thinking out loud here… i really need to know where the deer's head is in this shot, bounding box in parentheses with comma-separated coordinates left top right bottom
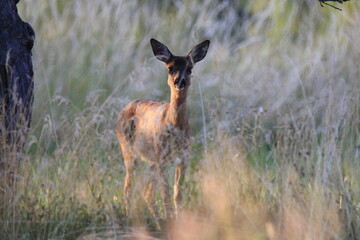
(150, 38, 210, 92)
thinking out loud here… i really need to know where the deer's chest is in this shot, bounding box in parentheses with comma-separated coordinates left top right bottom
(134, 122, 188, 163)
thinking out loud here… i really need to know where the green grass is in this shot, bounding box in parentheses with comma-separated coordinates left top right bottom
(1, 0, 359, 239)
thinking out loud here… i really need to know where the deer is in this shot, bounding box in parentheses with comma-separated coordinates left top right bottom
(116, 38, 210, 223)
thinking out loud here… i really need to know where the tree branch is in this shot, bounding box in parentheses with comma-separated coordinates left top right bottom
(319, 0, 350, 11)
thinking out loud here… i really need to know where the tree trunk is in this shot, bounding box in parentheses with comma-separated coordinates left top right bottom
(0, 0, 35, 203)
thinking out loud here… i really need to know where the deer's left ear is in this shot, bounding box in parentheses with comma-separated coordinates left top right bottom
(188, 40, 210, 64)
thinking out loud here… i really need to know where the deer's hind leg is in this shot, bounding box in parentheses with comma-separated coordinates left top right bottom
(117, 108, 137, 216)
(121, 144, 136, 216)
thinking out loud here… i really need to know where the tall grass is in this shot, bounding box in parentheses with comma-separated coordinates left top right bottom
(1, 0, 359, 239)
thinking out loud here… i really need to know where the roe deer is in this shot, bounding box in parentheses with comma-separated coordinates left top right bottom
(116, 38, 210, 221)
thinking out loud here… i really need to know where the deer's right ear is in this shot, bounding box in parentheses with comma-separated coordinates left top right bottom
(150, 38, 172, 63)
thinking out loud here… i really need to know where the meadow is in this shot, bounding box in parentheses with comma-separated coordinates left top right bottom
(1, 0, 360, 239)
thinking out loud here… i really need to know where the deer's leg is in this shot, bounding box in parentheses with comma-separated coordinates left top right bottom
(174, 160, 186, 216)
(157, 163, 172, 219)
(123, 150, 135, 216)
(143, 164, 158, 219)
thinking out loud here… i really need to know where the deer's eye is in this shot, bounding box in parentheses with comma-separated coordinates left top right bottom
(186, 68, 192, 75)
(168, 67, 174, 74)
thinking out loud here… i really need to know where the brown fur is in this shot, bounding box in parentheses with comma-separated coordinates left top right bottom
(116, 39, 209, 224)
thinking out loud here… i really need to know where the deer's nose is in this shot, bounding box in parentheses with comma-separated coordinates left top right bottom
(175, 77, 186, 90)
(175, 77, 184, 84)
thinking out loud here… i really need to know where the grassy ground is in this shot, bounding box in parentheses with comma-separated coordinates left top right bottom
(1, 0, 360, 239)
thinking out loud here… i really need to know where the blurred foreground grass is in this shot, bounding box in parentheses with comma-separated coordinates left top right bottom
(1, 0, 360, 239)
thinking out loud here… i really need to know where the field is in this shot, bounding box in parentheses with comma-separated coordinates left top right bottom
(2, 0, 360, 239)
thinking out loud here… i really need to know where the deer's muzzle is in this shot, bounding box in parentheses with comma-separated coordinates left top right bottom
(174, 78, 186, 90)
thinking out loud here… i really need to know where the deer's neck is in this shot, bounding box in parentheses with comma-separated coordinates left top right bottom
(166, 89, 188, 129)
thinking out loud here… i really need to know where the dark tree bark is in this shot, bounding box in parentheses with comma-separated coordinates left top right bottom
(0, 0, 35, 200)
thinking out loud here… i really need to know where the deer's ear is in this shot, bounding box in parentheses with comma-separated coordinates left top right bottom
(188, 40, 210, 64)
(150, 38, 173, 63)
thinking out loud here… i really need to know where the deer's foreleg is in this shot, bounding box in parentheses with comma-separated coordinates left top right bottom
(173, 160, 186, 216)
(173, 138, 189, 216)
(143, 163, 161, 228)
(157, 163, 173, 219)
